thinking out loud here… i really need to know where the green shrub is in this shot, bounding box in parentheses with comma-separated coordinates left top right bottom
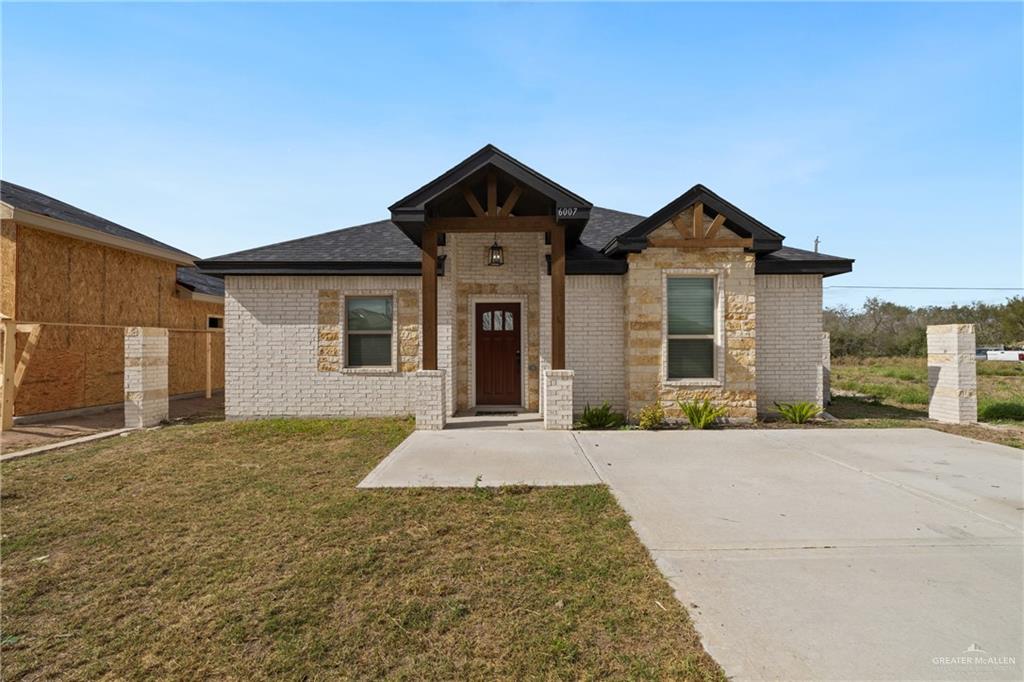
(576, 402, 625, 430)
(979, 401, 1024, 422)
(675, 398, 728, 430)
(636, 401, 665, 430)
(774, 401, 823, 424)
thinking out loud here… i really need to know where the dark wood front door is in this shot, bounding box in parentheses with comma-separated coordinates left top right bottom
(475, 302, 521, 405)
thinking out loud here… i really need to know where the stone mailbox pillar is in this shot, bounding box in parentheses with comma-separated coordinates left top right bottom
(927, 324, 977, 424)
(124, 327, 169, 428)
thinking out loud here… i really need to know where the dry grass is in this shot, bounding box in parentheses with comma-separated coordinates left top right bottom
(832, 356, 1024, 423)
(1, 418, 723, 680)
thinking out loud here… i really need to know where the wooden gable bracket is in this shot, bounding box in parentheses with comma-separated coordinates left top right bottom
(461, 186, 485, 218)
(486, 170, 498, 216)
(500, 185, 522, 216)
(651, 202, 752, 248)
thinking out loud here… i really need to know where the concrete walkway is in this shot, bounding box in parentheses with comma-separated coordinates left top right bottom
(358, 430, 600, 487)
(574, 428, 1024, 681)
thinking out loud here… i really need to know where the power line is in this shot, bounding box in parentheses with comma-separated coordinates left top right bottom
(824, 286, 1024, 291)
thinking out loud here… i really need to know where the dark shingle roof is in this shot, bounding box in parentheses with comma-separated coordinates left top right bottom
(755, 246, 854, 277)
(197, 203, 851, 278)
(202, 207, 645, 268)
(176, 266, 225, 297)
(1, 180, 195, 261)
(208, 219, 419, 263)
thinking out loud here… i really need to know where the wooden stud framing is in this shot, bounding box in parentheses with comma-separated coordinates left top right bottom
(1, 318, 15, 431)
(461, 187, 485, 218)
(421, 227, 438, 370)
(500, 185, 522, 216)
(12, 324, 40, 401)
(205, 332, 213, 399)
(551, 227, 566, 370)
(692, 202, 704, 239)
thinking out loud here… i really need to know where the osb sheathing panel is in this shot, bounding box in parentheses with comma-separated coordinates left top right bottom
(12, 224, 225, 416)
(1, 220, 16, 317)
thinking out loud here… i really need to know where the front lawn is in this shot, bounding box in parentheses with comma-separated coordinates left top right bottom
(1, 418, 722, 680)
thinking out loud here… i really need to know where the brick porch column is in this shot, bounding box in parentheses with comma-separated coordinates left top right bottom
(415, 369, 447, 430)
(124, 327, 169, 428)
(543, 369, 574, 430)
(927, 324, 977, 424)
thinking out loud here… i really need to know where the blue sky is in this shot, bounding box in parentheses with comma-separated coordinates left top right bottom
(2, 2, 1021, 309)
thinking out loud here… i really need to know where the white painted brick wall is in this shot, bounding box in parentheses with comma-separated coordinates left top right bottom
(225, 276, 424, 419)
(755, 274, 824, 413)
(540, 275, 625, 414)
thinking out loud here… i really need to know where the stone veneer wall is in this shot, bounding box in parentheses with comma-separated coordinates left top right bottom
(224, 275, 424, 418)
(623, 210, 757, 419)
(540, 275, 626, 413)
(450, 231, 542, 410)
(927, 324, 977, 424)
(754, 274, 824, 413)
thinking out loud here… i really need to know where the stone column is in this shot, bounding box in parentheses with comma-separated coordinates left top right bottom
(543, 369, 574, 430)
(927, 324, 977, 424)
(414, 369, 447, 430)
(821, 332, 831, 406)
(124, 327, 169, 428)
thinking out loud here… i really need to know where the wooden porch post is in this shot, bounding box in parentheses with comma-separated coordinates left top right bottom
(422, 227, 438, 370)
(551, 227, 566, 370)
(1, 318, 16, 431)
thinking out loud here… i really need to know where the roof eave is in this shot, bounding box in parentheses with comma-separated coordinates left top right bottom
(755, 259, 854, 277)
(195, 257, 447, 278)
(4, 203, 197, 265)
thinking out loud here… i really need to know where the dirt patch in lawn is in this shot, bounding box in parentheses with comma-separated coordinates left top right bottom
(1, 418, 723, 680)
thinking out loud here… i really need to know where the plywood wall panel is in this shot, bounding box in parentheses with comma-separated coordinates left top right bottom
(12, 224, 224, 416)
(1, 220, 16, 318)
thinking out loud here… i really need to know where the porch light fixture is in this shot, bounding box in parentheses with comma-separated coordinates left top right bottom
(488, 236, 504, 266)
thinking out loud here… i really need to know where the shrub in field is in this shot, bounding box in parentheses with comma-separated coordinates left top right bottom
(979, 401, 1024, 422)
(576, 402, 625, 430)
(774, 401, 823, 424)
(636, 401, 665, 430)
(676, 398, 728, 430)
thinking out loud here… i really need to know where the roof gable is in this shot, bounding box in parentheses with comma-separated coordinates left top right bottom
(389, 144, 593, 246)
(1, 180, 196, 263)
(603, 184, 785, 254)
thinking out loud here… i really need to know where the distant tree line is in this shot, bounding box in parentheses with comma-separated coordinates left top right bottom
(824, 297, 1024, 357)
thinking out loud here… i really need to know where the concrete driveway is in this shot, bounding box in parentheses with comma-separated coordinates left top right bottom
(574, 428, 1023, 681)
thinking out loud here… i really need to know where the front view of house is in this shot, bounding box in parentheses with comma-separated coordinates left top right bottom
(197, 145, 853, 429)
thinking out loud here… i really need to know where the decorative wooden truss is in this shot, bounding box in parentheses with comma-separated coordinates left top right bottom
(648, 201, 753, 249)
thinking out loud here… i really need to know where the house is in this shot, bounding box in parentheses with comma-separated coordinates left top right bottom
(0, 181, 225, 421)
(196, 145, 853, 429)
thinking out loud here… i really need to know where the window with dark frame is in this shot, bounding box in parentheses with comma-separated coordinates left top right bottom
(207, 316, 223, 329)
(666, 277, 715, 379)
(345, 297, 393, 367)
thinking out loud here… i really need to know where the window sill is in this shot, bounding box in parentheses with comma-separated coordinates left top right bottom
(663, 378, 723, 389)
(341, 366, 399, 375)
